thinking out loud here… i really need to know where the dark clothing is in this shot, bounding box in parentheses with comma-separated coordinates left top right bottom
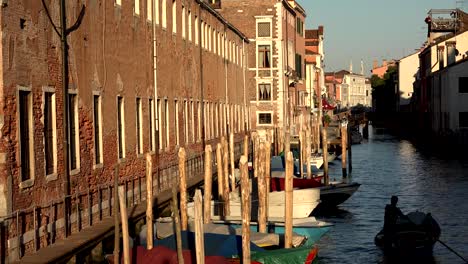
(383, 204, 404, 249)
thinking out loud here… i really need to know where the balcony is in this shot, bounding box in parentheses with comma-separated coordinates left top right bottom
(426, 9, 459, 33)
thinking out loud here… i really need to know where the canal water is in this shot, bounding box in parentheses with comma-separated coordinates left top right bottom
(315, 127, 468, 263)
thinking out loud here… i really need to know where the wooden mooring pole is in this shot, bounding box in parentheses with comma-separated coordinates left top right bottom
(258, 142, 267, 233)
(204, 145, 213, 223)
(306, 128, 312, 179)
(216, 143, 224, 216)
(348, 125, 353, 174)
(322, 128, 329, 185)
(240, 155, 251, 263)
(223, 138, 230, 216)
(172, 188, 184, 264)
(341, 124, 348, 178)
(230, 132, 235, 191)
(284, 151, 294, 248)
(146, 154, 154, 250)
(113, 165, 120, 264)
(194, 190, 205, 264)
(118, 186, 130, 264)
(178, 148, 188, 230)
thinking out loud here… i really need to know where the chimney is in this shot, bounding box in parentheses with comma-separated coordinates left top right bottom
(373, 60, 378, 69)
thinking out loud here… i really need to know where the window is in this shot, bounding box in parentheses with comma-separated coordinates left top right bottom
(172, 0, 176, 33)
(459, 77, 468, 93)
(93, 94, 103, 165)
(188, 11, 192, 42)
(69, 93, 80, 170)
(155, 0, 159, 24)
(162, 0, 167, 28)
(204, 23, 208, 49)
(447, 43, 456, 65)
(184, 100, 188, 143)
(201, 21, 204, 48)
(158, 99, 163, 150)
(295, 54, 302, 78)
(257, 22, 271, 37)
(296, 17, 303, 36)
(115, 0, 121, 6)
(175, 100, 179, 145)
(182, 6, 186, 39)
(258, 113, 272, 125)
(258, 45, 271, 68)
(217, 32, 221, 56)
(213, 28, 216, 53)
(44, 91, 57, 175)
(197, 101, 201, 141)
(117, 96, 125, 159)
(208, 25, 212, 51)
(136, 98, 143, 154)
(149, 99, 156, 152)
(190, 100, 195, 142)
(165, 99, 170, 148)
(258, 83, 272, 101)
(147, 0, 151, 20)
(18, 90, 34, 182)
(438, 46, 445, 70)
(195, 16, 199, 45)
(135, 0, 140, 15)
(460, 112, 468, 128)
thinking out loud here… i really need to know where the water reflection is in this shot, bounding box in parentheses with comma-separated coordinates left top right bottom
(315, 126, 468, 263)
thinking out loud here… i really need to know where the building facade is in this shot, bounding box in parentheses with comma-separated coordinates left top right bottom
(214, 0, 307, 133)
(327, 70, 371, 107)
(397, 51, 420, 109)
(305, 26, 325, 110)
(0, 0, 249, 260)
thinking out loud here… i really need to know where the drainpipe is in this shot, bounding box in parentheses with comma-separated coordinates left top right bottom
(152, 0, 160, 183)
(59, 0, 71, 238)
(199, 4, 205, 150)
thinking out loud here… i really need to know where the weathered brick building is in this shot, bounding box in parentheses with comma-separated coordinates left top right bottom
(0, 0, 249, 260)
(212, 0, 307, 134)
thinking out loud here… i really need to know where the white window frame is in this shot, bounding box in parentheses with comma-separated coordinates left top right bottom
(115, 0, 122, 6)
(136, 97, 144, 155)
(172, 0, 177, 34)
(175, 99, 179, 146)
(190, 99, 195, 143)
(155, 0, 160, 24)
(255, 16, 273, 39)
(162, 0, 167, 28)
(43, 87, 58, 180)
(135, 0, 140, 15)
(149, 98, 156, 153)
(197, 100, 201, 142)
(147, 0, 152, 21)
(117, 95, 126, 161)
(93, 91, 104, 168)
(157, 98, 163, 151)
(17, 86, 35, 188)
(257, 111, 273, 126)
(257, 81, 273, 102)
(165, 98, 170, 149)
(195, 16, 199, 45)
(184, 99, 188, 143)
(182, 6, 186, 39)
(69, 90, 81, 173)
(188, 11, 192, 42)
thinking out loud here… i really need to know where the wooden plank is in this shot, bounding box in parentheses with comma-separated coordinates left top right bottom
(284, 151, 293, 248)
(257, 142, 267, 233)
(179, 148, 188, 231)
(146, 154, 154, 250)
(118, 186, 130, 264)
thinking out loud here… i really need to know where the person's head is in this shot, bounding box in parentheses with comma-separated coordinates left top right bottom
(391, 196, 398, 205)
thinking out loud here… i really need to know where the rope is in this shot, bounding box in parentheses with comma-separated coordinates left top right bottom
(438, 239, 468, 263)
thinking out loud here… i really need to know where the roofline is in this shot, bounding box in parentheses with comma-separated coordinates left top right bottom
(282, 0, 297, 17)
(197, 0, 250, 43)
(294, 2, 307, 17)
(430, 56, 468, 75)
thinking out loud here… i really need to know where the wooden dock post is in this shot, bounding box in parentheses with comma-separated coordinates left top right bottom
(178, 148, 188, 231)
(348, 125, 353, 174)
(306, 128, 312, 179)
(146, 154, 154, 250)
(194, 189, 205, 264)
(243, 134, 249, 158)
(252, 133, 258, 178)
(322, 128, 329, 185)
(172, 188, 184, 264)
(204, 145, 213, 223)
(258, 142, 267, 233)
(216, 143, 224, 216)
(265, 132, 271, 208)
(284, 151, 294, 248)
(118, 186, 130, 264)
(239, 155, 251, 264)
(285, 131, 290, 154)
(230, 132, 235, 191)
(222, 138, 231, 216)
(113, 165, 120, 264)
(341, 124, 348, 178)
(299, 131, 304, 178)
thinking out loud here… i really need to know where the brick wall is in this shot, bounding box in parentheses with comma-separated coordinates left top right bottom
(0, 0, 249, 260)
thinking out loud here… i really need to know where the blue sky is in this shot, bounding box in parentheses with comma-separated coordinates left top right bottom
(297, 0, 468, 75)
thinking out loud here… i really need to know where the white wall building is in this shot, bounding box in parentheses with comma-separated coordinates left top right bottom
(397, 51, 420, 108)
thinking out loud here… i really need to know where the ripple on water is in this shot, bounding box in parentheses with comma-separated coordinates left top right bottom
(315, 131, 468, 264)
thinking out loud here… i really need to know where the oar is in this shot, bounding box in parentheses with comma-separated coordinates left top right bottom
(438, 239, 468, 263)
